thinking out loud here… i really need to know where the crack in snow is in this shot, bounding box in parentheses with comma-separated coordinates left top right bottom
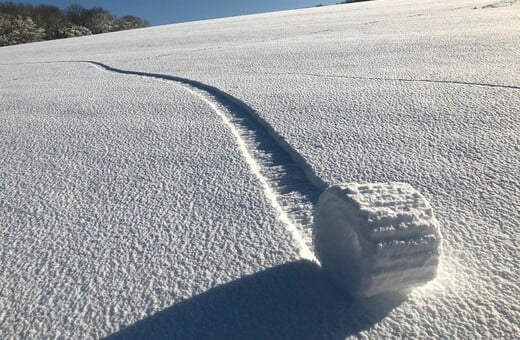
(260, 71, 520, 90)
(3, 61, 518, 90)
(482, 0, 519, 8)
(86, 61, 321, 262)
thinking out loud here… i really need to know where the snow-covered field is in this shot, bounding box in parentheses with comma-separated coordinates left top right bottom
(1, 0, 519, 338)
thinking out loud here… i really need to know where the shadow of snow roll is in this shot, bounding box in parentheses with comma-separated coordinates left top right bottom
(107, 260, 405, 340)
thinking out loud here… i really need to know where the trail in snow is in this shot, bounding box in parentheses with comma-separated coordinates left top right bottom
(86, 61, 323, 261)
(4, 61, 518, 90)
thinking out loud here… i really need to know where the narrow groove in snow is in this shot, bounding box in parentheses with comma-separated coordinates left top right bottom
(86, 61, 321, 261)
(6, 61, 519, 90)
(261, 71, 520, 90)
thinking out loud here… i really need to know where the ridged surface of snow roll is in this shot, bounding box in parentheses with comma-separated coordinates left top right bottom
(314, 182, 441, 297)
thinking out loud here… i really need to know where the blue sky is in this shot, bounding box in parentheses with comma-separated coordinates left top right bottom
(10, 0, 338, 26)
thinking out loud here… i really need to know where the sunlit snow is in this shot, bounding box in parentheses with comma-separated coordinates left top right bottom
(0, 0, 518, 338)
(314, 182, 442, 297)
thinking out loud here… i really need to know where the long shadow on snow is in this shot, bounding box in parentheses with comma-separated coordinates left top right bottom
(107, 260, 405, 339)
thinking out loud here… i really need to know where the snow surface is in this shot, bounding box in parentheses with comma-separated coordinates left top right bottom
(1, 0, 519, 338)
(314, 183, 441, 297)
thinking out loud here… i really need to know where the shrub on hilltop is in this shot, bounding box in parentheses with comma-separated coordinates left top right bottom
(0, 12, 45, 46)
(0, 2, 149, 46)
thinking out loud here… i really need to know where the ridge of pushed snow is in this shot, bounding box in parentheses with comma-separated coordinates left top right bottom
(88, 61, 323, 260)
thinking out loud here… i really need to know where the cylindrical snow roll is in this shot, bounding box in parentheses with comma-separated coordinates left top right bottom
(313, 182, 441, 297)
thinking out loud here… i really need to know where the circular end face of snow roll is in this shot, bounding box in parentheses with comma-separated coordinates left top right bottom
(313, 182, 442, 297)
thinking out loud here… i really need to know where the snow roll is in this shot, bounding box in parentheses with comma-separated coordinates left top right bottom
(313, 182, 442, 297)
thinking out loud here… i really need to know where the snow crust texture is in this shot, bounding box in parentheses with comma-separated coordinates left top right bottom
(0, 0, 519, 338)
(314, 183, 441, 297)
(0, 63, 302, 338)
(89, 60, 323, 260)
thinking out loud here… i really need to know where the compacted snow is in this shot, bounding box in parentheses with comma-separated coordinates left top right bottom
(314, 182, 442, 298)
(1, 0, 519, 338)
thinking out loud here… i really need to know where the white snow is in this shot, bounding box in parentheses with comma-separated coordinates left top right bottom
(314, 183, 441, 297)
(1, 0, 519, 338)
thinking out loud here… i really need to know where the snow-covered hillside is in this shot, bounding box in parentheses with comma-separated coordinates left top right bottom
(1, 0, 518, 338)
